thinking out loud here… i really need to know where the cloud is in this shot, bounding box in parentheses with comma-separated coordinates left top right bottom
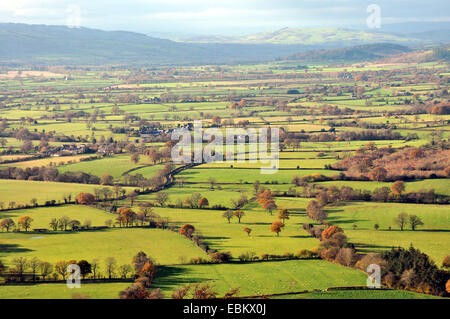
(149, 8, 274, 21)
(0, 0, 59, 16)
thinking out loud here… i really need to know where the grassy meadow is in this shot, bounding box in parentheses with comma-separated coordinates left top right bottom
(0, 228, 208, 268)
(0, 180, 133, 206)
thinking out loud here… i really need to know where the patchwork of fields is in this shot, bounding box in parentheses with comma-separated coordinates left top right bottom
(0, 57, 449, 300)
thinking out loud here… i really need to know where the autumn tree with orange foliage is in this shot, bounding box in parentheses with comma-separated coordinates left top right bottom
(77, 192, 96, 205)
(270, 220, 284, 236)
(179, 224, 195, 237)
(243, 227, 252, 237)
(322, 225, 344, 240)
(445, 167, 450, 178)
(443, 255, 450, 269)
(391, 180, 405, 195)
(234, 210, 245, 223)
(18, 216, 33, 231)
(117, 207, 137, 227)
(257, 190, 273, 205)
(198, 197, 209, 208)
(140, 260, 157, 279)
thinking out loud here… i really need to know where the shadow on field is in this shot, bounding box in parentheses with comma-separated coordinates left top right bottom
(289, 209, 306, 215)
(0, 212, 18, 219)
(418, 229, 450, 232)
(201, 236, 230, 247)
(153, 265, 210, 289)
(353, 243, 397, 253)
(326, 216, 367, 225)
(0, 243, 34, 254)
(287, 235, 312, 239)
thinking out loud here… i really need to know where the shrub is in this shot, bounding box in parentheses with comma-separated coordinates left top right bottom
(322, 225, 343, 240)
(190, 257, 209, 264)
(209, 251, 232, 263)
(355, 253, 386, 272)
(295, 249, 317, 259)
(443, 255, 450, 269)
(321, 247, 339, 261)
(238, 251, 256, 262)
(77, 193, 95, 205)
(283, 252, 294, 259)
(335, 248, 357, 267)
(383, 272, 397, 288)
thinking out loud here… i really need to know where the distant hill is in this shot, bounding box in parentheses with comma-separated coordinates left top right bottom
(0, 23, 350, 65)
(0, 23, 212, 65)
(0, 23, 444, 66)
(375, 22, 450, 34)
(177, 27, 420, 45)
(284, 43, 412, 63)
(405, 30, 450, 43)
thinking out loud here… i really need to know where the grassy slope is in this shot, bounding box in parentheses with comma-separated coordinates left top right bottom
(276, 289, 441, 299)
(153, 201, 319, 257)
(318, 179, 450, 196)
(0, 205, 112, 229)
(178, 168, 337, 184)
(57, 154, 157, 179)
(153, 260, 367, 296)
(0, 179, 133, 206)
(326, 201, 450, 263)
(0, 228, 208, 267)
(0, 282, 130, 299)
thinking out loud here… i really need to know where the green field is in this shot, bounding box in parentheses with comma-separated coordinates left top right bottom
(0, 154, 93, 169)
(318, 179, 450, 196)
(152, 199, 319, 257)
(152, 260, 368, 297)
(58, 154, 161, 179)
(0, 179, 133, 206)
(0, 205, 113, 229)
(178, 167, 337, 184)
(278, 289, 441, 299)
(0, 228, 208, 268)
(0, 282, 131, 299)
(199, 158, 338, 169)
(0, 260, 367, 299)
(326, 201, 450, 263)
(136, 185, 250, 208)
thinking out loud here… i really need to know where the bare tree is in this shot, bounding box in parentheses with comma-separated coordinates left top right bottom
(105, 257, 117, 279)
(394, 212, 408, 231)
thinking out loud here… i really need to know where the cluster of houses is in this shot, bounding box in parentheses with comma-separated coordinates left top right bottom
(139, 123, 193, 141)
(141, 96, 161, 103)
(45, 144, 91, 156)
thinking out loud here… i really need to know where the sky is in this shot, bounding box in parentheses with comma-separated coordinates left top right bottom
(0, 0, 449, 37)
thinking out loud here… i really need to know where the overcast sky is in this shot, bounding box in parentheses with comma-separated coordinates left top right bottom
(0, 0, 449, 37)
